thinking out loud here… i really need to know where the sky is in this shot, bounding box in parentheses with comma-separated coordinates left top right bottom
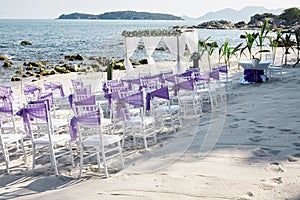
(0, 0, 299, 19)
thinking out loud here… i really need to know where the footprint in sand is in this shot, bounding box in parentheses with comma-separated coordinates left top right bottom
(279, 128, 292, 133)
(249, 136, 263, 143)
(269, 150, 281, 156)
(253, 130, 263, 134)
(270, 177, 283, 184)
(289, 131, 299, 135)
(248, 119, 258, 124)
(287, 156, 298, 162)
(252, 148, 268, 157)
(292, 142, 300, 147)
(267, 162, 284, 173)
(229, 124, 239, 128)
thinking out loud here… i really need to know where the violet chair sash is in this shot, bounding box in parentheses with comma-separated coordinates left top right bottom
(44, 82, 65, 98)
(164, 74, 177, 83)
(115, 91, 144, 121)
(179, 70, 193, 77)
(69, 109, 101, 142)
(39, 92, 54, 105)
(68, 94, 74, 109)
(146, 86, 169, 111)
(16, 103, 48, 135)
(215, 65, 228, 73)
(118, 91, 144, 107)
(209, 70, 220, 80)
(29, 98, 51, 111)
(23, 84, 41, 95)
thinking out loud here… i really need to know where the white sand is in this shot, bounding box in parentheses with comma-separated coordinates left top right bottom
(1, 48, 300, 200)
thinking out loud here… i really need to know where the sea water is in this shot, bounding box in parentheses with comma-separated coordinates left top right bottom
(0, 19, 252, 81)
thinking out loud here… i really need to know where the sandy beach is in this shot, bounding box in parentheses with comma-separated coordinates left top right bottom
(1, 48, 300, 200)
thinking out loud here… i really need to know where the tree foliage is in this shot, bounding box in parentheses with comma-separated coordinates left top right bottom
(279, 7, 300, 25)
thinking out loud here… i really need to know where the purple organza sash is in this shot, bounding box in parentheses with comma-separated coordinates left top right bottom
(179, 71, 193, 77)
(209, 70, 220, 80)
(173, 79, 194, 96)
(118, 91, 143, 107)
(29, 98, 51, 111)
(164, 74, 177, 83)
(104, 86, 128, 109)
(193, 74, 210, 83)
(16, 103, 48, 135)
(216, 65, 228, 73)
(44, 82, 65, 98)
(39, 92, 54, 105)
(114, 91, 144, 120)
(23, 84, 41, 95)
(146, 86, 169, 110)
(69, 109, 101, 142)
(68, 94, 74, 109)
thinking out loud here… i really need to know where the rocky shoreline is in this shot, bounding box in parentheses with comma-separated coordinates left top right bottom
(1, 12, 299, 83)
(178, 13, 300, 32)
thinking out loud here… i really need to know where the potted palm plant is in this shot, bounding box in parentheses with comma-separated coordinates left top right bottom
(293, 28, 300, 67)
(280, 32, 295, 65)
(240, 32, 259, 60)
(267, 30, 281, 56)
(219, 38, 243, 69)
(256, 18, 272, 60)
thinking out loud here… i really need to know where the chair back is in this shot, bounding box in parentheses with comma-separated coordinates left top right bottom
(23, 84, 41, 102)
(18, 102, 52, 141)
(265, 53, 275, 65)
(70, 105, 102, 142)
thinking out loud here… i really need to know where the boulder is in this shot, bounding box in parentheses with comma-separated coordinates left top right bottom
(139, 59, 148, 65)
(197, 20, 235, 29)
(235, 21, 247, 29)
(11, 76, 21, 81)
(65, 54, 84, 61)
(3, 61, 13, 68)
(26, 65, 34, 70)
(21, 40, 32, 45)
(0, 55, 8, 60)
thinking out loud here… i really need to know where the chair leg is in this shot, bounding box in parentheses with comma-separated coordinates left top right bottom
(69, 141, 74, 167)
(21, 139, 27, 164)
(2, 144, 10, 174)
(101, 148, 109, 178)
(118, 141, 125, 169)
(49, 146, 58, 176)
(32, 144, 36, 174)
(79, 145, 84, 178)
(96, 151, 101, 170)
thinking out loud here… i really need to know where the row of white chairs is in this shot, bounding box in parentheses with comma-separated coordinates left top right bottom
(0, 67, 229, 177)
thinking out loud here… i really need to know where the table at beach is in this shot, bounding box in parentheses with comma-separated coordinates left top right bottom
(238, 60, 271, 84)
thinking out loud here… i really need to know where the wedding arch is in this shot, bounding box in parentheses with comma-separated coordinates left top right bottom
(121, 28, 199, 74)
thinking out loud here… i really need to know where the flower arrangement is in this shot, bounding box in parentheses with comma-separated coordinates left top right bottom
(122, 28, 182, 37)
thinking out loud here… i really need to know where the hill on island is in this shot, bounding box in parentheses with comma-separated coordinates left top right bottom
(57, 11, 183, 20)
(182, 6, 284, 22)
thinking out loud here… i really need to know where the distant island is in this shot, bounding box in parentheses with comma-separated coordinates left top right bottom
(57, 11, 183, 20)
